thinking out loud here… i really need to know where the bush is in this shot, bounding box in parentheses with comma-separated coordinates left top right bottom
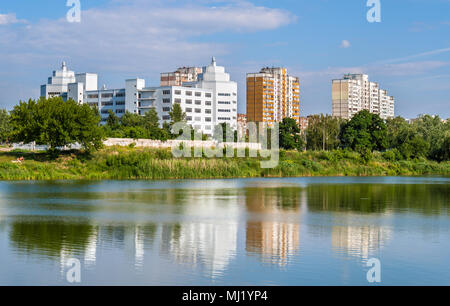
(382, 150, 396, 162)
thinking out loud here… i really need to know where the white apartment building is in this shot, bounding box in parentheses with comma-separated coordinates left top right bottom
(332, 74, 395, 120)
(40, 58, 238, 135)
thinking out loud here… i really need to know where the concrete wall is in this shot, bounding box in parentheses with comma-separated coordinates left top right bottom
(104, 138, 262, 150)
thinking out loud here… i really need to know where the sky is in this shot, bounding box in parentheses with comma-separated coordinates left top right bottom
(0, 0, 449, 119)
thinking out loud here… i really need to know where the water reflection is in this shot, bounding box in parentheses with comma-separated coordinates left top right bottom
(1, 178, 449, 285)
(245, 188, 302, 266)
(331, 226, 392, 260)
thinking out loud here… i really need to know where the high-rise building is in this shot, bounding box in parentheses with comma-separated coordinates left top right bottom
(160, 67, 202, 86)
(41, 58, 237, 135)
(246, 67, 300, 127)
(332, 74, 395, 120)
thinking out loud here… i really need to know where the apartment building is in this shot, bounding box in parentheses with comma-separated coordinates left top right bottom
(332, 74, 395, 120)
(41, 58, 237, 135)
(247, 67, 300, 127)
(237, 114, 247, 139)
(160, 67, 202, 86)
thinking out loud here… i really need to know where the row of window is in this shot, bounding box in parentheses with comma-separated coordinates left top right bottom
(89, 101, 125, 106)
(101, 109, 125, 114)
(87, 92, 125, 99)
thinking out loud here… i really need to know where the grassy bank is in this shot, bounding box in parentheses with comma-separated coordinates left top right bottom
(0, 146, 449, 180)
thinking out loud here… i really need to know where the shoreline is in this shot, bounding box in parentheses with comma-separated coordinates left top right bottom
(1, 147, 449, 181)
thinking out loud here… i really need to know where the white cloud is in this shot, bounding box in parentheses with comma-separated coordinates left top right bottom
(0, 1, 295, 73)
(0, 13, 24, 25)
(340, 40, 351, 48)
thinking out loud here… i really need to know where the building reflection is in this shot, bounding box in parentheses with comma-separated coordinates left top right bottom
(331, 225, 392, 260)
(245, 187, 302, 266)
(159, 188, 239, 278)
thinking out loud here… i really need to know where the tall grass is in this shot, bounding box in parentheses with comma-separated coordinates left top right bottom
(0, 147, 448, 180)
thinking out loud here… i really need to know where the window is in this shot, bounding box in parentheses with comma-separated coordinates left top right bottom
(205, 117, 212, 122)
(116, 92, 125, 97)
(174, 90, 182, 95)
(116, 101, 125, 106)
(87, 94, 98, 99)
(218, 101, 231, 105)
(218, 93, 231, 97)
(205, 93, 212, 98)
(174, 98, 181, 103)
(88, 102, 97, 107)
(218, 117, 231, 121)
(116, 109, 125, 114)
(163, 90, 171, 95)
(101, 93, 113, 98)
(218, 109, 231, 113)
(186, 99, 192, 104)
(101, 101, 113, 106)
(163, 107, 171, 112)
(186, 91, 192, 96)
(195, 117, 201, 122)
(205, 109, 211, 114)
(162, 115, 170, 120)
(186, 108, 192, 113)
(205, 101, 212, 106)
(186, 116, 192, 121)
(195, 92, 202, 97)
(195, 108, 201, 113)
(195, 100, 201, 105)
(101, 109, 109, 114)
(163, 98, 171, 103)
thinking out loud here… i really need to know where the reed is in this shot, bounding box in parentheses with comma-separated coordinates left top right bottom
(0, 147, 448, 180)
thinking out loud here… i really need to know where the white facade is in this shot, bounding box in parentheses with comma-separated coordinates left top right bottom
(41, 59, 238, 135)
(41, 62, 76, 100)
(332, 74, 395, 120)
(193, 57, 238, 130)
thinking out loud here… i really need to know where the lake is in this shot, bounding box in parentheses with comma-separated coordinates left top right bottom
(0, 177, 449, 285)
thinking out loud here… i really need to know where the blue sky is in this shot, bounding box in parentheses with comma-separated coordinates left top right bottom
(1, 0, 449, 118)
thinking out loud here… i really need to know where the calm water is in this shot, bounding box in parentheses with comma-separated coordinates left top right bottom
(0, 177, 449, 286)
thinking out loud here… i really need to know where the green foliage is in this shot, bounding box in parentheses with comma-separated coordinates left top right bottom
(0, 109, 12, 143)
(169, 103, 186, 126)
(9, 97, 104, 152)
(386, 115, 449, 161)
(0, 148, 448, 180)
(279, 117, 304, 151)
(306, 114, 343, 151)
(340, 110, 387, 153)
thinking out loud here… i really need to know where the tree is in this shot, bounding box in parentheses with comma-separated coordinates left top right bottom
(339, 110, 387, 152)
(169, 103, 186, 126)
(120, 111, 144, 127)
(279, 118, 304, 151)
(213, 123, 235, 143)
(306, 114, 343, 151)
(10, 97, 104, 152)
(143, 108, 163, 140)
(106, 110, 120, 130)
(0, 109, 12, 144)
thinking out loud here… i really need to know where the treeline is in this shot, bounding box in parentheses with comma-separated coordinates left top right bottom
(296, 110, 450, 162)
(0, 98, 449, 162)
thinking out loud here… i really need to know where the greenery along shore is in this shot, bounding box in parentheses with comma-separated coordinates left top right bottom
(0, 147, 449, 180)
(0, 97, 449, 180)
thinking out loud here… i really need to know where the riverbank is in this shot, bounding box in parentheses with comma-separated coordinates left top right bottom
(0, 146, 449, 180)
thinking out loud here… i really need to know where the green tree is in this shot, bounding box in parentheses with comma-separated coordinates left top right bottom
(10, 97, 104, 152)
(120, 111, 145, 127)
(169, 103, 186, 126)
(306, 114, 343, 151)
(339, 110, 387, 152)
(0, 109, 12, 144)
(106, 110, 120, 130)
(279, 118, 304, 151)
(143, 108, 163, 140)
